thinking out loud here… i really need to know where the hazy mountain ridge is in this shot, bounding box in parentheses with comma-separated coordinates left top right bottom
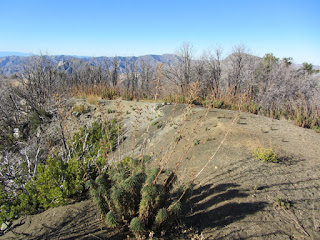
(0, 51, 33, 57)
(0, 52, 318, 77)
(0, 53, 180, 76)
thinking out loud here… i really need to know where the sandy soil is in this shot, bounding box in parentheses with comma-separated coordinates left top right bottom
(2, 99, 320, 239)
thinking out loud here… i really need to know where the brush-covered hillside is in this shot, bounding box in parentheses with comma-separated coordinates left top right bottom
(1, 99, 320, 239)
(0, 45, 320, 239)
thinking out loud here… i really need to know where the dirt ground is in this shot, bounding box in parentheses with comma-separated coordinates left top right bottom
(2, 99, 320, 239)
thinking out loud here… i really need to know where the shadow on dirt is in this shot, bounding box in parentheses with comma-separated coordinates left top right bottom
(185, 183, 267, 231)
(213, 230, 294, 240)
(4, 205, 128, 240)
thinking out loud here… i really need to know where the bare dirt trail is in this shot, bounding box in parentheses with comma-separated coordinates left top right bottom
(2, 100, 320, 239)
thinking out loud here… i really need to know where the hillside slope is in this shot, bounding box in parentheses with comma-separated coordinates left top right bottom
(1, 100, 320, 239)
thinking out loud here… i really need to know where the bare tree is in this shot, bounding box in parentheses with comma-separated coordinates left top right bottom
(17, 54, 70, 114)
(194, 55, 206, 96)
(103, 59, 112, 87)
(163, 42, 195, 94)
(140, 59, 154, 97)
(111, 56, 119, 87)
(227, 44, 250, 95)
(203, 47, 223, 97)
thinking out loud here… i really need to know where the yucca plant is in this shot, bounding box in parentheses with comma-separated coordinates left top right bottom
(87, 155, 190, 237)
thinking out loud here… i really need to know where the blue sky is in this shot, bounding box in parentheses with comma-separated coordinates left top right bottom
(0, 0, 319, 64)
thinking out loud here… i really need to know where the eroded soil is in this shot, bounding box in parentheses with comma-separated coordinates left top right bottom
(2, 99, 320, 239)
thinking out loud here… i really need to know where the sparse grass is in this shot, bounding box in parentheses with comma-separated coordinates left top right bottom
(70, 83, 320, 132)
(252, 147, 278, 163)
(312, 126, 320, 133)
(72, 104, 88, 114)
(273, 197, 291, 209)
(107, 108, 116, 114)
(152, 120, 160, 126)
(206, 137, 215, 142)
(151, 120, 164, 129)
(174, 135, 182, 142)
(193, 139, 200, 146)
(86, 94, 101, 104)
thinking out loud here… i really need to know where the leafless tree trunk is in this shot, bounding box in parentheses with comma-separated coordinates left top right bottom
(163, 42, 195, 94)
(111, 56, 119, 87)
(130, 59, 138, 96)
(194, 56, 206, 96)
(227, 45, 249, 95)
(140, 59, 154, 97)
(18, 55, 65, 113)
(204, 47, 223, 97)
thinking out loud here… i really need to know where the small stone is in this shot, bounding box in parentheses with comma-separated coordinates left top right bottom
(1, 222, 10, 231)
(72, 111, 80, 117)
(13, 128, 20, 138)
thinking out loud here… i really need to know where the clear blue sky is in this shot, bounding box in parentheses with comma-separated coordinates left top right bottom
(1, 0, 319, 64)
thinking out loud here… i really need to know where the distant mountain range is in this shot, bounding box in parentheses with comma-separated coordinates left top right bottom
(0, 51, 33, 57)
(0, 53, 180, 76)
(0, 51, 319, 77)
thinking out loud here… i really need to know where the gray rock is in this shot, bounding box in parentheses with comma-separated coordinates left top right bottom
(72, 111, 81, 117)
(1, 222, 10, 231)
(13, 128, 19, 138)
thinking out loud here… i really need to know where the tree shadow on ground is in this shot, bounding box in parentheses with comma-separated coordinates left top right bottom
(4, 203, 129, 240)
(184, 183, 267, 231)
(213, 230, 293, 240)
(30, 212, 129, 240)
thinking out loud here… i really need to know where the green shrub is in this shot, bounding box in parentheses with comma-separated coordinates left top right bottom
(70, 120, 119, 179)
(87, 156, 190, 237)
(129, 217, 145, 237)
(252, 147, 278, 163)
(0, 188, 20, 226)
(17, 154, 89, 214)
(154, 208, 168, 227)
(0, 120, 120, 223)
(31, 156, 84, 209)
(105, 211, 118, 228)
(312, 126, 320, 133)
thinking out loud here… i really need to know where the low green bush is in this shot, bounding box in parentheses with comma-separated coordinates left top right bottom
(0, 188, 20, 226)
(0, 119, 120, 225)
(19, 156, 84, 211)
(252, 147, 278, 163)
